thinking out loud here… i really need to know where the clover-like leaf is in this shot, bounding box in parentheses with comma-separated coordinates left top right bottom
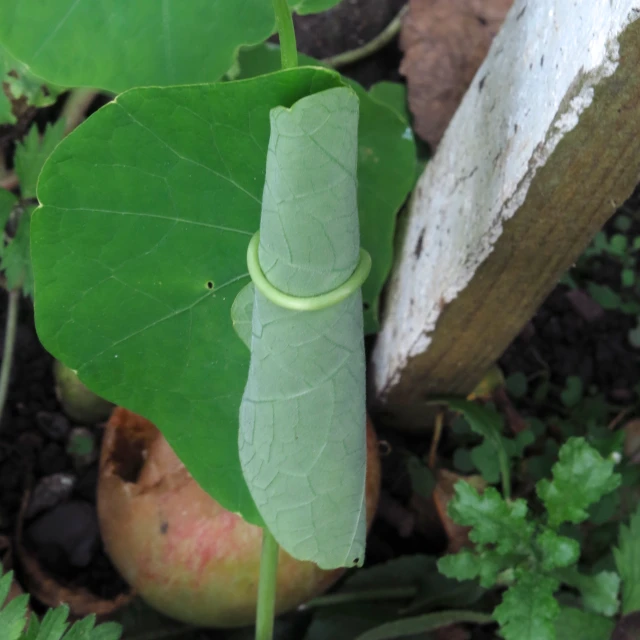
(536, 529, 580, 572)
(615, 506, 640, 615)
(537, 437, 621, 527)
(448, 482, 533, 555)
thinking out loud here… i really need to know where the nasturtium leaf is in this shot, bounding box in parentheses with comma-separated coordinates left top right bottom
(368, 82, 410, 124)
(239, 87, 367, 569)
(15, 121, 66, 200)
(32, 68, 347, 525)
(494, 571, 560, 640)
(615, 506, 640, 615)
(236, 44, 417, 332)
(537, 437, 621, 527)
(0, 1, 345, 95)
(0, 1, 278, 92)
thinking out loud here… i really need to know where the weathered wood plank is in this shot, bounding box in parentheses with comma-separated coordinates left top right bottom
(371, 0, 640, 430)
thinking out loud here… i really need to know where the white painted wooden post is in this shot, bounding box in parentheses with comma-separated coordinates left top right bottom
(371, 0, 640, 430)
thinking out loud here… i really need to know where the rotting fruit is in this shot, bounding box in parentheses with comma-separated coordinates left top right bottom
(97, 408, 381, 628)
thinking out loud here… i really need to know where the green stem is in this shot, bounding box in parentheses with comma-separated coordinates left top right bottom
(255, 527, 279, 640)
(323, 5, 408, 69)
(499, 449, 512, 501)
(0, 289, 19, 425)
(272, 0, 298, 69)
(303, 586, 417, 610)
(61, 87, 99, 134)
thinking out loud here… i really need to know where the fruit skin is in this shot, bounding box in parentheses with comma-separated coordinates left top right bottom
(53, 360, 114, 423)
(97, 408, 381, 628)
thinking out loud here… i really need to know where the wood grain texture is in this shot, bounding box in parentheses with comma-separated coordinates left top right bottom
(372, 3, 640, 430)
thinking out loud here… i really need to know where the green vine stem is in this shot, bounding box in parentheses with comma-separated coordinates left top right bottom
(253, 5, 297, 638)
(499, 448, 512, 501)
(0, 289, 20, 426)
(61, 87, 100, 134)
(255, 527, 280, 640)
(323, 5, 408, 69)
(272, 0, 298, 69)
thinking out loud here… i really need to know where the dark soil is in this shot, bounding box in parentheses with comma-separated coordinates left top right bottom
(500, 184, 640, 410)
(0, 298, 130, 607)
(294, 0, 406, 88)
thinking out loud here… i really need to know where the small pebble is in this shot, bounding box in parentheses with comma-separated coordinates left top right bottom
(26, 500, 99, 569)
(36, 411, 70, 442)
(26, 473, 76, 519)
(66, 427, 97, 470)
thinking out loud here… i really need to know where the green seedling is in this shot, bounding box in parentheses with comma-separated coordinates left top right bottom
(439, 437, 626, 640)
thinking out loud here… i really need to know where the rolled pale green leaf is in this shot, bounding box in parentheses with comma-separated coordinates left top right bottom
(236, 44, 418, 332)
(32, 68, 345, 525)
(231, 283, 255, 350)
(239, 87, 367, 569)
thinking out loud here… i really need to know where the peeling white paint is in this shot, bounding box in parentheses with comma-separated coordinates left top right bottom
(373, 0, 640, 397)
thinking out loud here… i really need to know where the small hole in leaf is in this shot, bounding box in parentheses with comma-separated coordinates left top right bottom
(206, 281, 214, 290)
(378, 440, 392, 457)
(363, 302, 371, 311)
(353, 557, 360, 565)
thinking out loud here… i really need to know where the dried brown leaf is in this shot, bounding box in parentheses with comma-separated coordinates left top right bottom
(400, 0, 513, 147)
(433, 469, 486, 553)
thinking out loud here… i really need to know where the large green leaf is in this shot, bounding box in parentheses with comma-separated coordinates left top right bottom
(237, 44, 417, 332)
(0, 44, 63, 125)
(239, 87, 367, 569)
(0, 1, 342, 93)
(32, 68, 346, 525)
